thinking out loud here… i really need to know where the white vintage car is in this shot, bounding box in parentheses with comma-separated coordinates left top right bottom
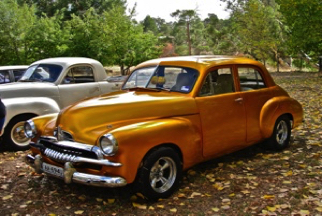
(0, 57, 123, 151)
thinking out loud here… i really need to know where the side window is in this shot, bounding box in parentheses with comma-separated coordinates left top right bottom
(238, 67, 266, 91)
(12, 69, 26, 81)
(199, 68, 235, 96)
(0, 70, 10, 83)
(63, 66, 94, 84)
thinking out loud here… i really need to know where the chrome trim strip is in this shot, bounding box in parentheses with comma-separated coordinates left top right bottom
(72, 172, 127, 187)
(44, 148, 122, 167)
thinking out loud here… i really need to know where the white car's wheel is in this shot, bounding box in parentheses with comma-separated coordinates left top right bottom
(3, 115, 34, 151)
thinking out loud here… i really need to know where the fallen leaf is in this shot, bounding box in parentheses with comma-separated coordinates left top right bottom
(2, 195, 13, 200)
(267, 206, 276, 212)
(221, 205, 230, 210)
(170, 208, 177, 213)
(262, 195, 275, 199)
(132, 203, 147, 210)
(148, 206, 155, 210)
(74, 210, 84, 215)
(108, 199, 115, 204)
(300, 210, 310, 214)
(212, 207, 220, 212)
(190, 192, 202, 198)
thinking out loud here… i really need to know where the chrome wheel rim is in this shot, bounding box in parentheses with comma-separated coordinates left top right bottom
(11, 121, 30, 147)
(149, 157, 177, 193)
(276, 120, 288, 145)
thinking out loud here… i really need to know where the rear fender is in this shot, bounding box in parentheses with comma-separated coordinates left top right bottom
(260, 96, 303, 138)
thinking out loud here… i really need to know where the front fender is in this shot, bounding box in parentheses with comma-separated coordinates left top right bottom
(2, 97, 60, 130)
(260, 96, 303, 138)
(105, 116, 202, 184)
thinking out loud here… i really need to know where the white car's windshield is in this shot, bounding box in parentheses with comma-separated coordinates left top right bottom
(123, 66, 199, 93)
(19, 64, 63, 82)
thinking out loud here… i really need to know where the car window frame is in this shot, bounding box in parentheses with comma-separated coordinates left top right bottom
(197, 65, 237, 97)
(234, 64, 268, 92)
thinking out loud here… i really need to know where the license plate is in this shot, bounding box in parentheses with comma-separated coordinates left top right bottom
(42, 162, 64, 178)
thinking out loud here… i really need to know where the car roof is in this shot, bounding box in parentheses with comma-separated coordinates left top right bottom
(135, 55, 266, 72)
(30, 57, 103, 68)
(0, 65, 29, 70)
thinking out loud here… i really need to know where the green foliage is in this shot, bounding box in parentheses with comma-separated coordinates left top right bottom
(0, 0, 36, 64)
(101, 6, 161, 74)
(142, 15, 159, 35)
(25, 12, 69, 62)
(230, 0, 287, 67)
(65, 8, 107, 63)
(18, 0, 126, 20)
(276, 0, 322, 61)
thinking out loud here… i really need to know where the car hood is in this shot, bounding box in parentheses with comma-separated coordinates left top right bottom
(0, 82, 56, 99)
(57, 90, 198, 144)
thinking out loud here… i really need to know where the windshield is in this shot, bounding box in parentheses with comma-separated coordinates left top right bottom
(19, 64, 63, 82)
(123, 66, 199, 93)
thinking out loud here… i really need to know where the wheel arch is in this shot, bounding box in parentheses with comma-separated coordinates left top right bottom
(260, 96, 301, 138)
(140, 143, 184, 168)
(2, 97, 60, 131)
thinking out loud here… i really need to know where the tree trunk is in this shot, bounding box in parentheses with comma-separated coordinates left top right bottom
(186, 20, 192, 55)
(275, 51, 280, 73)
(120, 65, 125, 75)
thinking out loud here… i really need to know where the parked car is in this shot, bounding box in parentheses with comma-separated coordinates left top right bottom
(0, 57, 124, 151)
(0, 65, 28, 84)
(25, 55, 303, 200)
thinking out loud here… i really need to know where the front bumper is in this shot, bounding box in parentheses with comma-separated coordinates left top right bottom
(26, 137, 127, 187)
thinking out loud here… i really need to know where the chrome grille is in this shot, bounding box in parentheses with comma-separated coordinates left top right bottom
(44, 148, 78, 163)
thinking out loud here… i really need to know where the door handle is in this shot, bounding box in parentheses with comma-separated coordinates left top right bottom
(235, 98, 243, 102)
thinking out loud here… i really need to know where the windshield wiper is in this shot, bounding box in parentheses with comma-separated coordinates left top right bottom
(152, 87, 170, 92)
(125, 87, 161, 92)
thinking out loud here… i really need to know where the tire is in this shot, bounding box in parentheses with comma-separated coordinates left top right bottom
(265, 115, 291, 151)
(135, 147, 182, 201)
(3, 114, 35, 151)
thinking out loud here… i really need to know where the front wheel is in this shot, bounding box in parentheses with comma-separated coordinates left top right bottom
(265, 115, 291, 151)
(135, 147, 182, 201)
(3, 115, 35, 151)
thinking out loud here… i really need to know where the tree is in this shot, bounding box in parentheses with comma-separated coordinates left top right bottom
(170, 9, 209, 55)
(276, 0, 322, 62)
(231, 0, 287, 68)
(0, 0, 36, 65)
(142, 15, 159, 35)
(101, 6, 161, 74)
(18, 0, 126, 20)
(64, 8, 108, 63)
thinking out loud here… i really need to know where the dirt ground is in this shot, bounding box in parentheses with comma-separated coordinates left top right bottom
(1, 72, 322, 215)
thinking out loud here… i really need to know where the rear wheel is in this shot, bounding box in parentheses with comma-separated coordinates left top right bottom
(136, 147, 182, 201)
(266, 115, 291, 151)
(3, 114, 35, 151)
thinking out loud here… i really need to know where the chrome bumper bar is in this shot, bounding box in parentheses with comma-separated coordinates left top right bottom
(26, 154, 127, 187)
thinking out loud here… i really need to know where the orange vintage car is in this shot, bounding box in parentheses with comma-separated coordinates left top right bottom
(25, 56, 303, 200)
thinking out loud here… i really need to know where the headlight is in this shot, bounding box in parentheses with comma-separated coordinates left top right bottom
(24, 120, 37, 138)
(99, 133, 118, 156)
